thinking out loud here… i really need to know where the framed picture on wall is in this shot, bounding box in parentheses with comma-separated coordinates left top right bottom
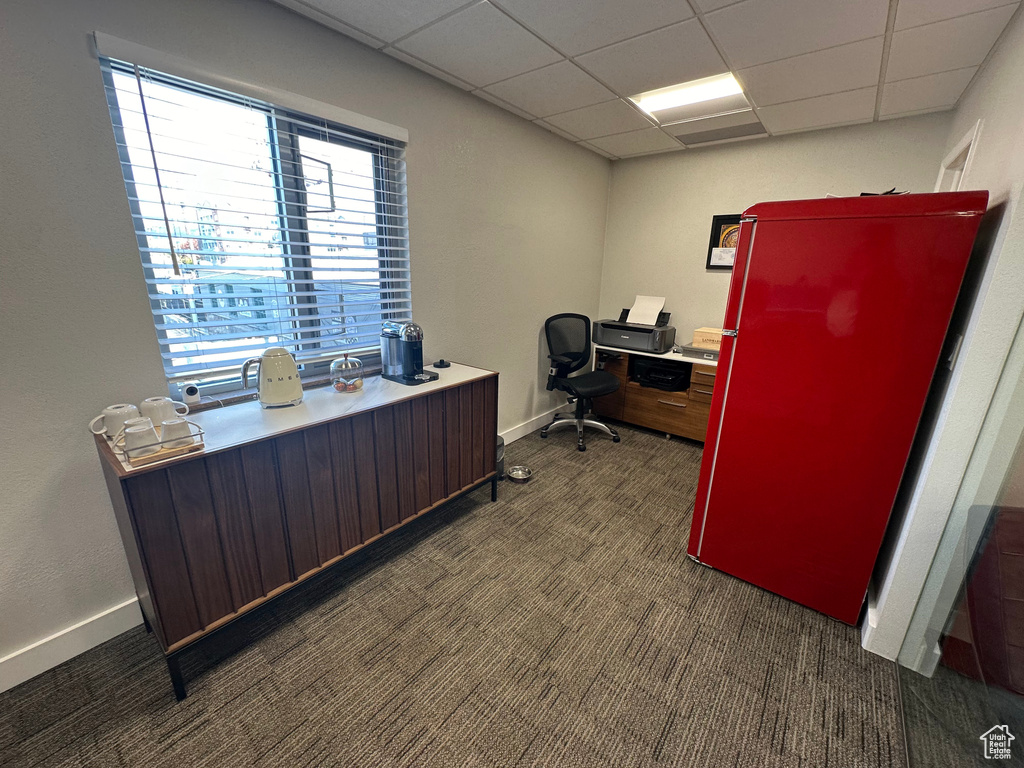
(706, 214, 742, 270)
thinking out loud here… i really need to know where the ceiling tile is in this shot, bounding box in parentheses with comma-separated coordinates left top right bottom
(575, 19, 727, 96)
(880, 67, 977, 116)
(756, 87, 877, 133)
(384, 48, 475, 90)
(544, 99, 656, 139)
(396, 1, 562, 87)
(704, 0, 889, 69)
(472, 88, 537, 119)
(298, 0, 470, 43)
(484, 61, 615, 117)
(664, 108, 760, 136)
(587, 128, 682, 157)
(895, 0, 1019, 31)
(886, 5, 1017, 81)
(737, 37, 883, 107)
(273, 0, 387, 47)
(494, 0, 694, 56)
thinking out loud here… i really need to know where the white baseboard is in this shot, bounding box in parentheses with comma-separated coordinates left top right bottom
(0, 598, 142, 694)
(499, 405, 564, 445)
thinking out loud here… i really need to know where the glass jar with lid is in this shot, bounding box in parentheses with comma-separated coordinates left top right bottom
(330, 353, 364, 393)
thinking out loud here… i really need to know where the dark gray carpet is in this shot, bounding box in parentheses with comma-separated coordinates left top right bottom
(0, 425, 905, 767)
(900, 663, 1024, 766)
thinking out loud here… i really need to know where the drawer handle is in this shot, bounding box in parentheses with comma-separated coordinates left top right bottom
(657, 400, 687, 408)
(694, 388, 714, 395)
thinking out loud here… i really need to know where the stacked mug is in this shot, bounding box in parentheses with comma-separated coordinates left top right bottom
(89, 397, 192, 459)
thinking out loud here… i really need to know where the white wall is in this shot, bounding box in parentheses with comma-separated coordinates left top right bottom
(0, 0, 609, 688)
(865, 5, 1024, 665)
(598, 115, 952, 336)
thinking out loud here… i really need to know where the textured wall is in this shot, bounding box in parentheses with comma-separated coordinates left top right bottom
(0, 0, 609, 660)
(598, 115, 952, 338)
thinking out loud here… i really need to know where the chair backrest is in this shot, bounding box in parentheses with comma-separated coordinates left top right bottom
(545, 313, 591, 375)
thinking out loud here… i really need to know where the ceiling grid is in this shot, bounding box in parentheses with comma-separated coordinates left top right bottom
(271, 0, 1022, 158)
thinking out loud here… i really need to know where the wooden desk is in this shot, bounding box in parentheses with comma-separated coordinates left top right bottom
(96, 363, 497, 699)
(591, 346, 718, 442)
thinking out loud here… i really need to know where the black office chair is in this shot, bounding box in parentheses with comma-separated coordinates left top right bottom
(541, 313, 620, 451)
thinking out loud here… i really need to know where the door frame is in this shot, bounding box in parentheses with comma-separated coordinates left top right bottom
(935, 120, 982, 193)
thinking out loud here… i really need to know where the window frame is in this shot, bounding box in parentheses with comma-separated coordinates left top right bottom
(99, 55, 409, 395)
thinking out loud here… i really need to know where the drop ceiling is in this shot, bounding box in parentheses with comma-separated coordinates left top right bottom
(271, 0, 1020, 159)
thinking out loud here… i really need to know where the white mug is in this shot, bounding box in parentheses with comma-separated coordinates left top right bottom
(140, 397, 189, 424)
(89, 404, 140, 436)
(161, 418, 194, 449)
(111, 416, 153, 442)
(124, 424, 161, 459)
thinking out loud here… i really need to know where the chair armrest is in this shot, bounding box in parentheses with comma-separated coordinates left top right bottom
(547, 354, 575, 390)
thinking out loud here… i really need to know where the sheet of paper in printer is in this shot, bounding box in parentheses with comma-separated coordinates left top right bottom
(626, 295, 665, 325)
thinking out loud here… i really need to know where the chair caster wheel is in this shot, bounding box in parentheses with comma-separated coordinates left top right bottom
(540, 431, 548, 438)
(577, 443, 586, 452)
(612, 436, 620, 443)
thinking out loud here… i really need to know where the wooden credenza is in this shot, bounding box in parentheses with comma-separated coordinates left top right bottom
(96, 364, 497, 699)
(592, 350, 715, 442)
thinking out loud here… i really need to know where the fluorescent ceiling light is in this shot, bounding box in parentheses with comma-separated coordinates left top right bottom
(631, 73, 743, 116)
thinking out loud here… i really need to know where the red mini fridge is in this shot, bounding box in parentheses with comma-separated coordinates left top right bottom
(686, 192, 988, 624)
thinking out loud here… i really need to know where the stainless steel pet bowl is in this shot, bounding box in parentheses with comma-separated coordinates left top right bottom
(507, 465, 533, 484)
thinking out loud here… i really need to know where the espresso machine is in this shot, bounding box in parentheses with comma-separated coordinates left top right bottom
(380, 321, 440, 385)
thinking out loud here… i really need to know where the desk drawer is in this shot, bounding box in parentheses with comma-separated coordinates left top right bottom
(692, 367, 716, 386)
(623, 384, 708, 440)
(688, 384, 715, 404)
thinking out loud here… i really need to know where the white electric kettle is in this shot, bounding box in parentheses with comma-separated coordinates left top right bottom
(241, 347, 304, 408)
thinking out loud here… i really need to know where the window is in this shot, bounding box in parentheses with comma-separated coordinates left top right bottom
(100, 58, 410, 389)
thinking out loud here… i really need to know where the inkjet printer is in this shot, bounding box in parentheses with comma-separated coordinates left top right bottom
(593, 309, 677, 354)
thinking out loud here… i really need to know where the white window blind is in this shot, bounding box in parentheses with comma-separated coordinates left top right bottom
(100, 57, 411, 384)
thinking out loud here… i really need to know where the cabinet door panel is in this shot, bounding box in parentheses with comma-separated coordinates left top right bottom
(393, 401, 417, 521)
(350, 412, 382, 540)
(472, 380, 486, 480)
(483, 376, 498, 473)
(460, 385, 475, 488)
(125, 472, 202, 645)
(374, 408, 401, 531)
(165, 462, 235, 626)
(445, 388, 461, 496)
(327, 419, 363, 553)
(428, 393, 447, 504)
(238, 441, 292, 589)
(305, 425, 342, 564)
(202, 452, 264, 608)
(275, 432, 320, 577)
(203, 454, 264, 610)
(410, 398, 432, 512)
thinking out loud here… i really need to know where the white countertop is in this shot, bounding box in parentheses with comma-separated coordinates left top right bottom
(594, 344, 719, 367)
(105, 363, 493, 475)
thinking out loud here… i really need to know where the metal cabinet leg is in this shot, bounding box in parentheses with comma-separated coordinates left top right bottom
(491, 476, 498, 502)
(167, 654, 187, 701)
